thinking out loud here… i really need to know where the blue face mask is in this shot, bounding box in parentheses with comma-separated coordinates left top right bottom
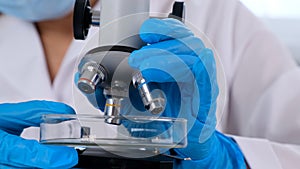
(0, 0, 76, 21)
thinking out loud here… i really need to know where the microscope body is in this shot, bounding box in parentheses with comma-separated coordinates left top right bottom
(76, 0, 165, 124)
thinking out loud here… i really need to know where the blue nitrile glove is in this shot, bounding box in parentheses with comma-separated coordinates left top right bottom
(0, 100, 78, 168)
(127, 18, 246, 169)
(0, 0, 75, 21)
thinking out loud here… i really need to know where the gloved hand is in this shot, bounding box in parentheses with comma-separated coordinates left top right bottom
(0, 100, 78, 168)
(127, 18, 246, 168)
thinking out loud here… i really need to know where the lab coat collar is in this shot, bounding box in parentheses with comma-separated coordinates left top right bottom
(0, 15, 53, 102)
(0, 15, 92, 103)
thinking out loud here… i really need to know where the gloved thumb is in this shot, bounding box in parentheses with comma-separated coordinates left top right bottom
(0, 130, 78, 168)
(0, 100, 75, 135)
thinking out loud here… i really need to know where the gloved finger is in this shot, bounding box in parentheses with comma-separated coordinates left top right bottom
(129, 49, 199, 83)
(0, 130, 78, 168)
(193, 48, 219, 109)
(191, 49, 219, 144)
(130, 48, 218, 119)
(0, 100, 75, 135)
(137, 36, 205, 57)
(86, 87, 106, 111)
(74, 72, 106, 111)
(74, 71, 80, 83)
(140, 18, 194, 44)
(174, 120, 216, 160)
(141, 57, 196, 83)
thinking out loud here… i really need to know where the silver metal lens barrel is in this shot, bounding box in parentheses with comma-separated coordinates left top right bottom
(77, 62, 106, 94)
(104, 98, 122, 125)
(132, 72, 165, 115)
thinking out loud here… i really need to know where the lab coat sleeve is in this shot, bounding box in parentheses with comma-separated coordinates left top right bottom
(233, 135, 300, 169)
(225, 3, 300, 168)
(227, 28, 300, 139)
(230, 66, 300, 169)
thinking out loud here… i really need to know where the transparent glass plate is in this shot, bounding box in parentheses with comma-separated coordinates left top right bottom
(40, 114, 187, 158)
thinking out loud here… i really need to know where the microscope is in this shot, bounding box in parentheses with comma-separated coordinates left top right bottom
(72, 0, 186, 168)
(75, 0, 162, 125)
(74, 0, 185, 125)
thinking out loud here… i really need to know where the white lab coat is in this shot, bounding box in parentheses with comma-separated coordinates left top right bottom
(0, 0, 300, 168)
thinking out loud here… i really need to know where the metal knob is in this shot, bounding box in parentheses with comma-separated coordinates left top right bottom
(132, 72, 165, 115)
(73, 0, 100, 40)
(77, 63, 106, 94)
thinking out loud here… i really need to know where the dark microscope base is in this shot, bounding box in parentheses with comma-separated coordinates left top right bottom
(73, 148, 174, 169)
(75, 156, 173, 169)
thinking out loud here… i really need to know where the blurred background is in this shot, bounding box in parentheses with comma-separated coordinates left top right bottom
(240, 0, 300, 64)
